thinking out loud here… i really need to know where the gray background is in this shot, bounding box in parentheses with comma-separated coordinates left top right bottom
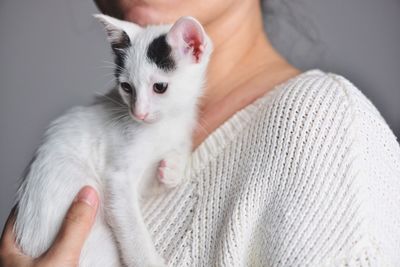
(1, 0, 399, 227)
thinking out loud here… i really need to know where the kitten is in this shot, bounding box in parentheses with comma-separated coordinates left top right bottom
(14, 14, 212, 267)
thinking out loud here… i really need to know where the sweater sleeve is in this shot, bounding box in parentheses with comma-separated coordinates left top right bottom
(325, 74, 400, 266)
(253, 72, 400, 266)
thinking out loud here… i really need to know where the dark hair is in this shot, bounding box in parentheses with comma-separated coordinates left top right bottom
(94, 0, 124, 19)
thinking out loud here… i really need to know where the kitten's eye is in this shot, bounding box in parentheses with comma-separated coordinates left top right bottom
(153, 82, 168, 94)
(120, 82, 133, 94)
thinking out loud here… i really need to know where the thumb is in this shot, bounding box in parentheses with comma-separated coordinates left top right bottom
(41, 186, 99, 265)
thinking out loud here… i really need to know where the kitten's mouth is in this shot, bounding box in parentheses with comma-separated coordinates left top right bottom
(129, 112, 157, 124)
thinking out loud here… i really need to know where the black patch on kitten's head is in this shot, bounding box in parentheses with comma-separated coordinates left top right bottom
(111, 31, 131, 78)
(147, 34, 176, 72)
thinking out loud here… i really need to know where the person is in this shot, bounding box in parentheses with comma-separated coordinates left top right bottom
(1, 0, 400, 266)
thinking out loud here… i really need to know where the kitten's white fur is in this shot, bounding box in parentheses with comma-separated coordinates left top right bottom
(14, 15, 212, 267)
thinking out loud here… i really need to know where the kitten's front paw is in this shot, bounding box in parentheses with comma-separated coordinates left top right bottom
(157, 156, 186, 188)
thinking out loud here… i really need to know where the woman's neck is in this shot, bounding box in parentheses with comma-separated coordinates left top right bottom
(200, 1, 290, 112)
(192, 1, 300, 149)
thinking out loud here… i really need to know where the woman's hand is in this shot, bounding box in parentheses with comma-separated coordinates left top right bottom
(0, 186, 99, 267)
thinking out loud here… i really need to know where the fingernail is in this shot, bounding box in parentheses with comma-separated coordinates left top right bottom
(76, 186, 98, 208)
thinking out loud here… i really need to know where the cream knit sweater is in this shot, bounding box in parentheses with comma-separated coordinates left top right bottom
(142, 69, 400, 266)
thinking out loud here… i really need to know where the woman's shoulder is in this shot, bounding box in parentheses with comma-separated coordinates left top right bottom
(254, 69, 396, 143)
(258, 69, 374, 118)
(251, 68, 400, 167)
(250, 69, 354, 145)
(244, 69, 400, 265)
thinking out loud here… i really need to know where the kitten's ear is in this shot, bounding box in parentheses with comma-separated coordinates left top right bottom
(166, 16, 212, 64)
(94, 14, 141, 49)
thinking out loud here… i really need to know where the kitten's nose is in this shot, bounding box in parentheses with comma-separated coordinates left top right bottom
(135, 112, 148, 120)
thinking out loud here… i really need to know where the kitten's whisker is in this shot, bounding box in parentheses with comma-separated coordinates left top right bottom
(102, 61, 128, 73)
(102, 60, 120, 68)
(108, 108, 127, 112)
(95, 92, 125, 107)
(104, 112, 130, 129)
(103, 78, 117, 89)
(97, 65, 120, 70)
(103, 72, 117, 79)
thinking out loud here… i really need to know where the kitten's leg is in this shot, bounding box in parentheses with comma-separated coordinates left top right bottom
(157, 143, 191, 188)
(105, 170, 165, 267)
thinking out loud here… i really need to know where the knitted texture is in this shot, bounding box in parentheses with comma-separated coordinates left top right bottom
(142, 69, 400, 266)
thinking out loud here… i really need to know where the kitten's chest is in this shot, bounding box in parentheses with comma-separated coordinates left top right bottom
(127, 123, 183, 154)
(103, 125, 176, 172)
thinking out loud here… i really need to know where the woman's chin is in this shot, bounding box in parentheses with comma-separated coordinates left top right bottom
(124, 6, 174, 26)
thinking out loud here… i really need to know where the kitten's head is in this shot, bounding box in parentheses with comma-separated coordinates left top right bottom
(95, 14, 212, 124)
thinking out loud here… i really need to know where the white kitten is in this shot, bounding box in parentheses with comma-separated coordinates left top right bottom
(14, 14, 212, 267)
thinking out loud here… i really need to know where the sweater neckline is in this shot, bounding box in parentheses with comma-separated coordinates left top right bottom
(186, 69, 325, 177)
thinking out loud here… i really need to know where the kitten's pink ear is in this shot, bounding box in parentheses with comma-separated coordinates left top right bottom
(166, 17, 210, 63)
(94, 14, 141, 46)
